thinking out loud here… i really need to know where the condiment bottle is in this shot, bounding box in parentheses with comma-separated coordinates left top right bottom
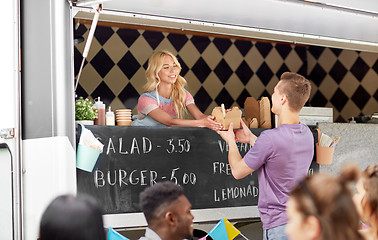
(106, 107, 115, 126)
(94, 97, 105, 125)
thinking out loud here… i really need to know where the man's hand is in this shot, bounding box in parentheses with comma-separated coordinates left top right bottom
(217, 122, 236, 144)
(234, 119, 257, 146)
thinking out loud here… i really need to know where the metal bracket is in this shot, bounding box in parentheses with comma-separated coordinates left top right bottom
(0, 128, 15, 139)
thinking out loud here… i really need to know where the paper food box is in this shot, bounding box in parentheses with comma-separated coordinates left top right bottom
(212, 106, 242, 130)
(243, 97, 271, 128)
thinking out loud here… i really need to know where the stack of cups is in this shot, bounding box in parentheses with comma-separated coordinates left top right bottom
(116, 109, 132, 126)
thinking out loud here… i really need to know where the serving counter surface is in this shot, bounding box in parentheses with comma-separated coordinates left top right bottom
(317, 123, 378, 174)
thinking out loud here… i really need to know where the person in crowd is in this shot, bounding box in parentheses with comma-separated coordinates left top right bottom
(353, 164, 378, 240)
(39, 194, 106, 240)
(132, 50, 222, 131)
(217, 72, 313, 240)
(139, 181, 194, 240)
(286, 166, 364, 240)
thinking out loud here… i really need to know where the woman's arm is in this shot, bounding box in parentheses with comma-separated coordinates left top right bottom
(148, 107, 222, 130)
(186, 103, 206, 120)
(187, 104, 223, 130)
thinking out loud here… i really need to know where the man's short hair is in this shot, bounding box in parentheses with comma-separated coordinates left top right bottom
(279, 72, 311, 112)
(139, 182, 184, 225)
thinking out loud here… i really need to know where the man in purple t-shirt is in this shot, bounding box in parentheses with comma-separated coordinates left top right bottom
(218, 72, 314, 240)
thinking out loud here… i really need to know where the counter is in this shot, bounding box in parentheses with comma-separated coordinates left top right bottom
(317, 123, 378, 174)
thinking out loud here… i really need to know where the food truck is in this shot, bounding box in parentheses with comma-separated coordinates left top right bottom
(1, 0, 377, 239)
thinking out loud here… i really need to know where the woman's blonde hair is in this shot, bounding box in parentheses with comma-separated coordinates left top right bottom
(143, 50, 188, 119)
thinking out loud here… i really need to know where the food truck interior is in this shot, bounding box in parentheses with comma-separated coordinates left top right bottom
(1, 0, 377, 239)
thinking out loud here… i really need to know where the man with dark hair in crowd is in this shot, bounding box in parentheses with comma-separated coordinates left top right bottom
(139, 181, 194, 240)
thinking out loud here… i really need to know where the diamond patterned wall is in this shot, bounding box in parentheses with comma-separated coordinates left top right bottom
(74, 22, 378, 122)
(308, 47, 378, 122)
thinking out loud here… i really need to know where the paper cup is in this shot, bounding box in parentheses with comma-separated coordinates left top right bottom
(116, 109, 132, 113)
(116, 111, 132, 114)
(117, 118, 132, 121)
(76, 144, 101, 172)
(316, 143, 335, 165)
(117, 120, 132, 126)
(116, 111, 132, 115)
(116, 114, 132, 117)
(117, 116, 131, 121)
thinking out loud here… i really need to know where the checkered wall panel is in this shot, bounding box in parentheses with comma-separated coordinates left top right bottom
(74, 23, 378, 122)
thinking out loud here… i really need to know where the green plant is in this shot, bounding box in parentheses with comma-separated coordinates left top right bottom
(75, 97, 98, 120)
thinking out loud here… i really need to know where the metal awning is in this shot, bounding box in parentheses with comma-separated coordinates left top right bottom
(71, 0, 378, 52)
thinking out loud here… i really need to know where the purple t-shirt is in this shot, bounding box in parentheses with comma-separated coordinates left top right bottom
(244, 123, 314, 230)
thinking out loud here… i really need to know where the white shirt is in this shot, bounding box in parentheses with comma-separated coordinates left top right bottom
(139, 228, 163, 240)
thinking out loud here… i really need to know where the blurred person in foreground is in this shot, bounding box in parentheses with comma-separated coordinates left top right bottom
(353, 164, 378, 240)
(286, 166, 364, 240)
(39, 194, 106, 240)
(139, 181, 194, 240)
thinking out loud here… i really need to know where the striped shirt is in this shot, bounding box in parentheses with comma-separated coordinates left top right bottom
(136, 90, 194, 119)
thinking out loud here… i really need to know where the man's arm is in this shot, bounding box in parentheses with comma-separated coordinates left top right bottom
(217, 123, 255, 180)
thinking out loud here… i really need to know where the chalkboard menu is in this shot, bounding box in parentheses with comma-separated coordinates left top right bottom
(76, 126, 318, 215)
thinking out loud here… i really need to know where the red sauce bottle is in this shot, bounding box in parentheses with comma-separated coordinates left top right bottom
(94, 97, 105, 125)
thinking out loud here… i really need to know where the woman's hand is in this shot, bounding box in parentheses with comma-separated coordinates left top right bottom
(234, 119, 257, 146)
(201, 115, 223, 131)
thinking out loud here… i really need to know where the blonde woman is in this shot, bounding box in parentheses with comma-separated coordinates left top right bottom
(132, 50, 222, 131)
(353, 165, 378, 240)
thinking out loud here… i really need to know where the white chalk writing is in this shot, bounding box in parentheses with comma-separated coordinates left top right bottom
(214, 185, 258, 202)
(218, 140, 251, 153)
(94, 168, 197, 188)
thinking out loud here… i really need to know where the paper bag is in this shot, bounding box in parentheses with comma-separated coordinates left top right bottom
(212, 106, 242, 130)
(243, 117, 258, 128)
(244, 97, 271, 128)
(259, 97, 271, 128)
(244, 97, 260, 124)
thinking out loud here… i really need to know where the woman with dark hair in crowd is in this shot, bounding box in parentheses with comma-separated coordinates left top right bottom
(285, 166, 364, 240)
(353, 164, 378, 240)
(39, 194, 106, 240)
